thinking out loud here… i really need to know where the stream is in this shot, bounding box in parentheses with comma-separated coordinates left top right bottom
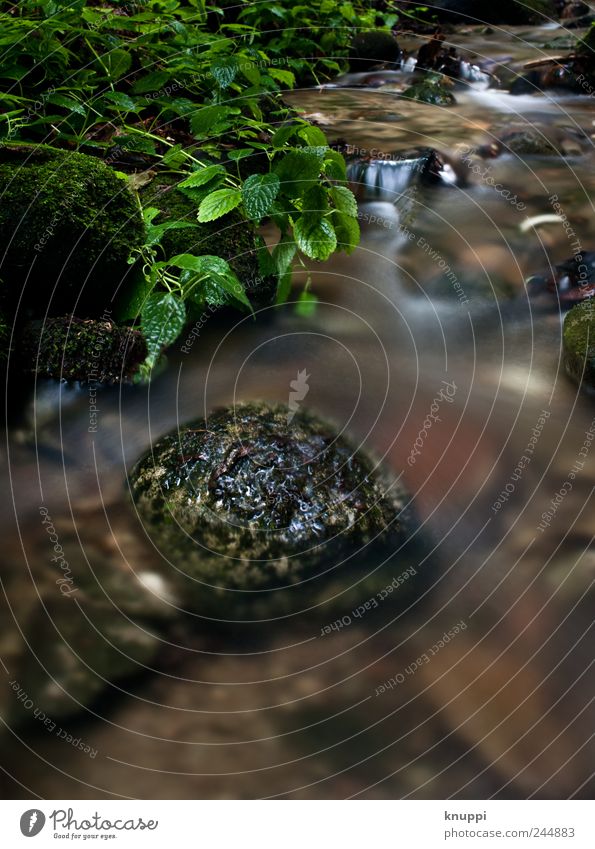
(1, 24, 594, 799)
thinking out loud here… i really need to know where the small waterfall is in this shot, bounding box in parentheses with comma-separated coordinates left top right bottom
(347, 149, 453, 202)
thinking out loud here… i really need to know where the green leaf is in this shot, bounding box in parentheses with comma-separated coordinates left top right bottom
(332, 210, 360, 254)
(294, 215, 337, 260)
(302, 185, 329, 215)
(211, 58, 237, 89)
(228, 148, 254, 161)
(141, 292, 186, 365)
(179, 165, 227, 189)
(197, 188, 242, 222)
(240, 62, 261, 86)
(103, 49, 132, 81)
(272, 125, 298, 149)
(331, 185, 358, 217)
(170, 254, 252, 310)
(272, 238, 297, 275)
(190, 105, 238, 139)
(268, 68, 296, 87)
(46, 93, 86, 115)
(274, 148, 325, 197)
(323, 149, 348, 182)
(103, 91, 139, 112)
(242, 173, 280, 220)
(115, 274, 156, 322)
(297, 124, 328, 146)
(295, 289, 318, 317)
(132, 70, 171, 94)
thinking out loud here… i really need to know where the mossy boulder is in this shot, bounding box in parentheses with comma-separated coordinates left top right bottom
(19, 315, 147, 383)
(402, 73, 456, 105)
(139, 173, 276, 307)
(563, 300, 595, 390)
(130, 402, 426, 619)
(0, 147, 145, 317)
(349, 30, 402, 72)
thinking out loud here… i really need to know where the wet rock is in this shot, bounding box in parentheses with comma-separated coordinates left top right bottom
(0, 146, 145, 318)
(526, 252, 595, 307)
(348, 31, 402, 72)
(511, 27, 595, 94)
(0, 509, 174, 726)
(19, 315, 147, 384)
(401, 72, 456, 105)
(130, 402, 426, 619)
(139, 173, 275, 307)
(563, 300, 595, 389)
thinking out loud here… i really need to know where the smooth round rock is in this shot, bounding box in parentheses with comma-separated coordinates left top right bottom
(130, 403, 425, 617)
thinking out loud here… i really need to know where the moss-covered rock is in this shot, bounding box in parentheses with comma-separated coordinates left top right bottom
(563, 300, 595, 390)
(19, 315, 147, 383)
(349, 30, 402, 72)
(0, 147, 145, 317)
(130, 402, 426, 619)
(402, 73, 456, 105)
(139, 173, 276, 307)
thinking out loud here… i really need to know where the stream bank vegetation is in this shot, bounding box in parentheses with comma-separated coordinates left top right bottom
(0, 0, 408, 384)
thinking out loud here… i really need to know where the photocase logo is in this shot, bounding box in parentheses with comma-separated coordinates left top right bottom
(20, 810, 46, 837)
(287, 369, 310, 423)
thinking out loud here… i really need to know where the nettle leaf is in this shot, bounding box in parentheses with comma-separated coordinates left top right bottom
(274, 148, 325, 197)
(179, 164, 227, 189)
(197, 188, 242, 222)
(301, 185, 329, 215)
(170, 254, 252, 310)
(331, 185, 358, 217)
(297, 124, 328, 146)
(211, 58, 237, 89)
(242, 173, 280, 220)
(323, 149, 348, 182)
(141, 292, 186, 365)
(332, 210, 360, 254)
(294, 215, 337, 261)
(103, 49, 132, 81)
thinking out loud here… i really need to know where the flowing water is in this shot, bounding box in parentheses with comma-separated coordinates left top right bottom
(1, 25, 594, 799)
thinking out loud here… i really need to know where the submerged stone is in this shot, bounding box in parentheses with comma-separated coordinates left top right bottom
(563, 300, 595, 390)
(130, 403, 426, 618)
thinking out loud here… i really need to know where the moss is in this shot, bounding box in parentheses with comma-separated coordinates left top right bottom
(349, 30, 402, 71)
(130, 402, 427, 618)
(0, 147, 145, 317)
(402, 73, 456, 105)
(500, 129, 558, 156)
(139, 173, 276, 307)
(19, 315, 147, 383)
(563, 300, 595, 390)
